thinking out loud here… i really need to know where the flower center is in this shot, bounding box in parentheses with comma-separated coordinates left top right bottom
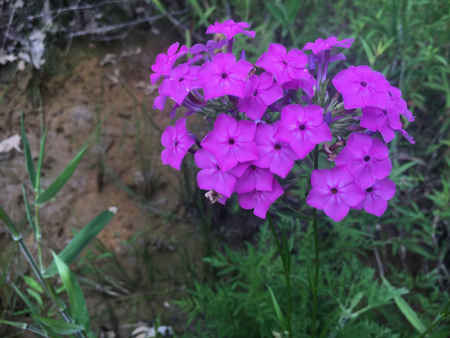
(388, 91, 393, 97)
(251, 165, 257, 170)
(228, 138, 235, 145)
(331, 188, 337, 194)
(274, 144, 281, 151)
(216, 165, 220, 171)
(360, 81, 368, 87)
(382, 109, 388, 115)
(178, 77, 184, 82)
(282, 60, 288, 65)
(364, 155, 371, 162)
(366, 187, 373, 192)
(174, 141, 178, 147)
(221, 73, 228, 79)
(299, 124, 306, 131)
(253, 90, 258, 96)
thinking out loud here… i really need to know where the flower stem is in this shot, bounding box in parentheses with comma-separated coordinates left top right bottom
(268, 214, 292, 336)
(311, 145, 320, 338)
(34, 204, 44, 274)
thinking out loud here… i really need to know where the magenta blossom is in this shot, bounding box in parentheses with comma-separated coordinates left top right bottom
(255, 43, 308, 85)
(197, 53, 253, 100)
(252, 123, 298, 178)
(238, 72, 284, 120)
(238, 178, 284, 219)
(353, 178, 396, 217)
(201, 114, 258, 171)
(161, 118, 195, 170)
(306, 165, 365, 222)
(159, 64, 201, 105)
(388, 86, 415, 122)
(332, 65, 390, 109)
(335, 133, 392, 189)
(153, 94, 168, 111)
(361, 105, 402, 143)
(274, 105, 332, 159)
(235, 165, 274, 193)
(206, 19, 255, 39)
(190, 39, 228, 55)
(303, 36, 354, 55)
(282, 73, 317, 97)
(150, 42, 188, 85)
(194, 149, 239, 198)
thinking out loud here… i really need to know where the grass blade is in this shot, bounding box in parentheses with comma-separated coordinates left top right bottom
(53, 252, 91, 331)
(35, 145, 89, 204)
(45, 209, 116, 277)
(36, 315, 84, 335)
(35, 128, 47, 192)
(22, 183, 36, 235)
(267, 283, 286, 332)
(21, 114, 36, 188)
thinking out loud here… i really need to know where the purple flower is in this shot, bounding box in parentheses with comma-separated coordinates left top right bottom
(197, 53, 253, 100)
(303, 36, 354, 55)
(306, 165, 365, 222)
(235, 164, 274, 193)
(159, 64, 201, 105)
(201, 114, 258, 171)
(252, 123, 298, 178)
(153, 94, 168, 111)
(361, 105, 402, 143)
(388, 86, 415, 122)
(274, 104, 332, 159)
(190, 39, 228, 55)
(194, 149, 238, 197)
(353, 178, 396, 217)
(332, 65, 390, 109)
(161, 118, 195, 170)
(150, 42, 188, 85)
(397, 128, 415, 144)
(335, 133, 392, 189)
(238, 72, 284, 120)
(255, 43, 308, 85)
(206, 20, 255, 39)
(238, 178, 284, 219)
(282, 73, 317, 97)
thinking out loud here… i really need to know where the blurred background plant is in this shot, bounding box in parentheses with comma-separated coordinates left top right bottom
(0, 0, 449, 337)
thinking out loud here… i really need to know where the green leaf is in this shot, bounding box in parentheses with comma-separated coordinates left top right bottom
(0, 319, 27, 330)
(0, 204, 21, 240)
(267, 284, 286, 332)
(45, 209, 116, 277)
(27, 288, 44, 307)
(383, 277, 426, 333)
(21, 114, 36, 188)
(35, 145, 89, 204)
(35, 128, 47, 191)
(23, 275, 43, 294)
(36, 315, 84, 335)
(318, 315, 331, 338)
(53, 252, 91, 331)
(22, 183, 36, 235)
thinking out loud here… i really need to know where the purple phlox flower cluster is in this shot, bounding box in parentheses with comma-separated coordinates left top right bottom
(152, 19, 415, 222)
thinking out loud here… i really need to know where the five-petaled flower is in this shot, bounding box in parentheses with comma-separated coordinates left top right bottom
(161, 118, 195, 170)
(306, 165, 365, 222)
(255, 43, 309, 85)
(303, 36, 354, 55)
(332, 65, 390, 109)
(335, 133, 392, 189)
(206, 19, 255, 39)
(150, 42, 188, 85)
(201, 114, 259, 172)
(197, 53, 253, 100)
(353, 178, 396, 217)
(274, 104, 332, 159)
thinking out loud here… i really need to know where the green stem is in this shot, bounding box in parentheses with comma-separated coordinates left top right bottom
(416, 318, 443, 338)
(34, 204, 44, 274)
(268, 214, 292, 336)
(311, 145, 320, 338)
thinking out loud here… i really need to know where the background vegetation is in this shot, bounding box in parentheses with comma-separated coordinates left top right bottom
(0, 0, 449, 337)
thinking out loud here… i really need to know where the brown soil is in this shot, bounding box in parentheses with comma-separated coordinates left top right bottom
(0, 32, 205, 335)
